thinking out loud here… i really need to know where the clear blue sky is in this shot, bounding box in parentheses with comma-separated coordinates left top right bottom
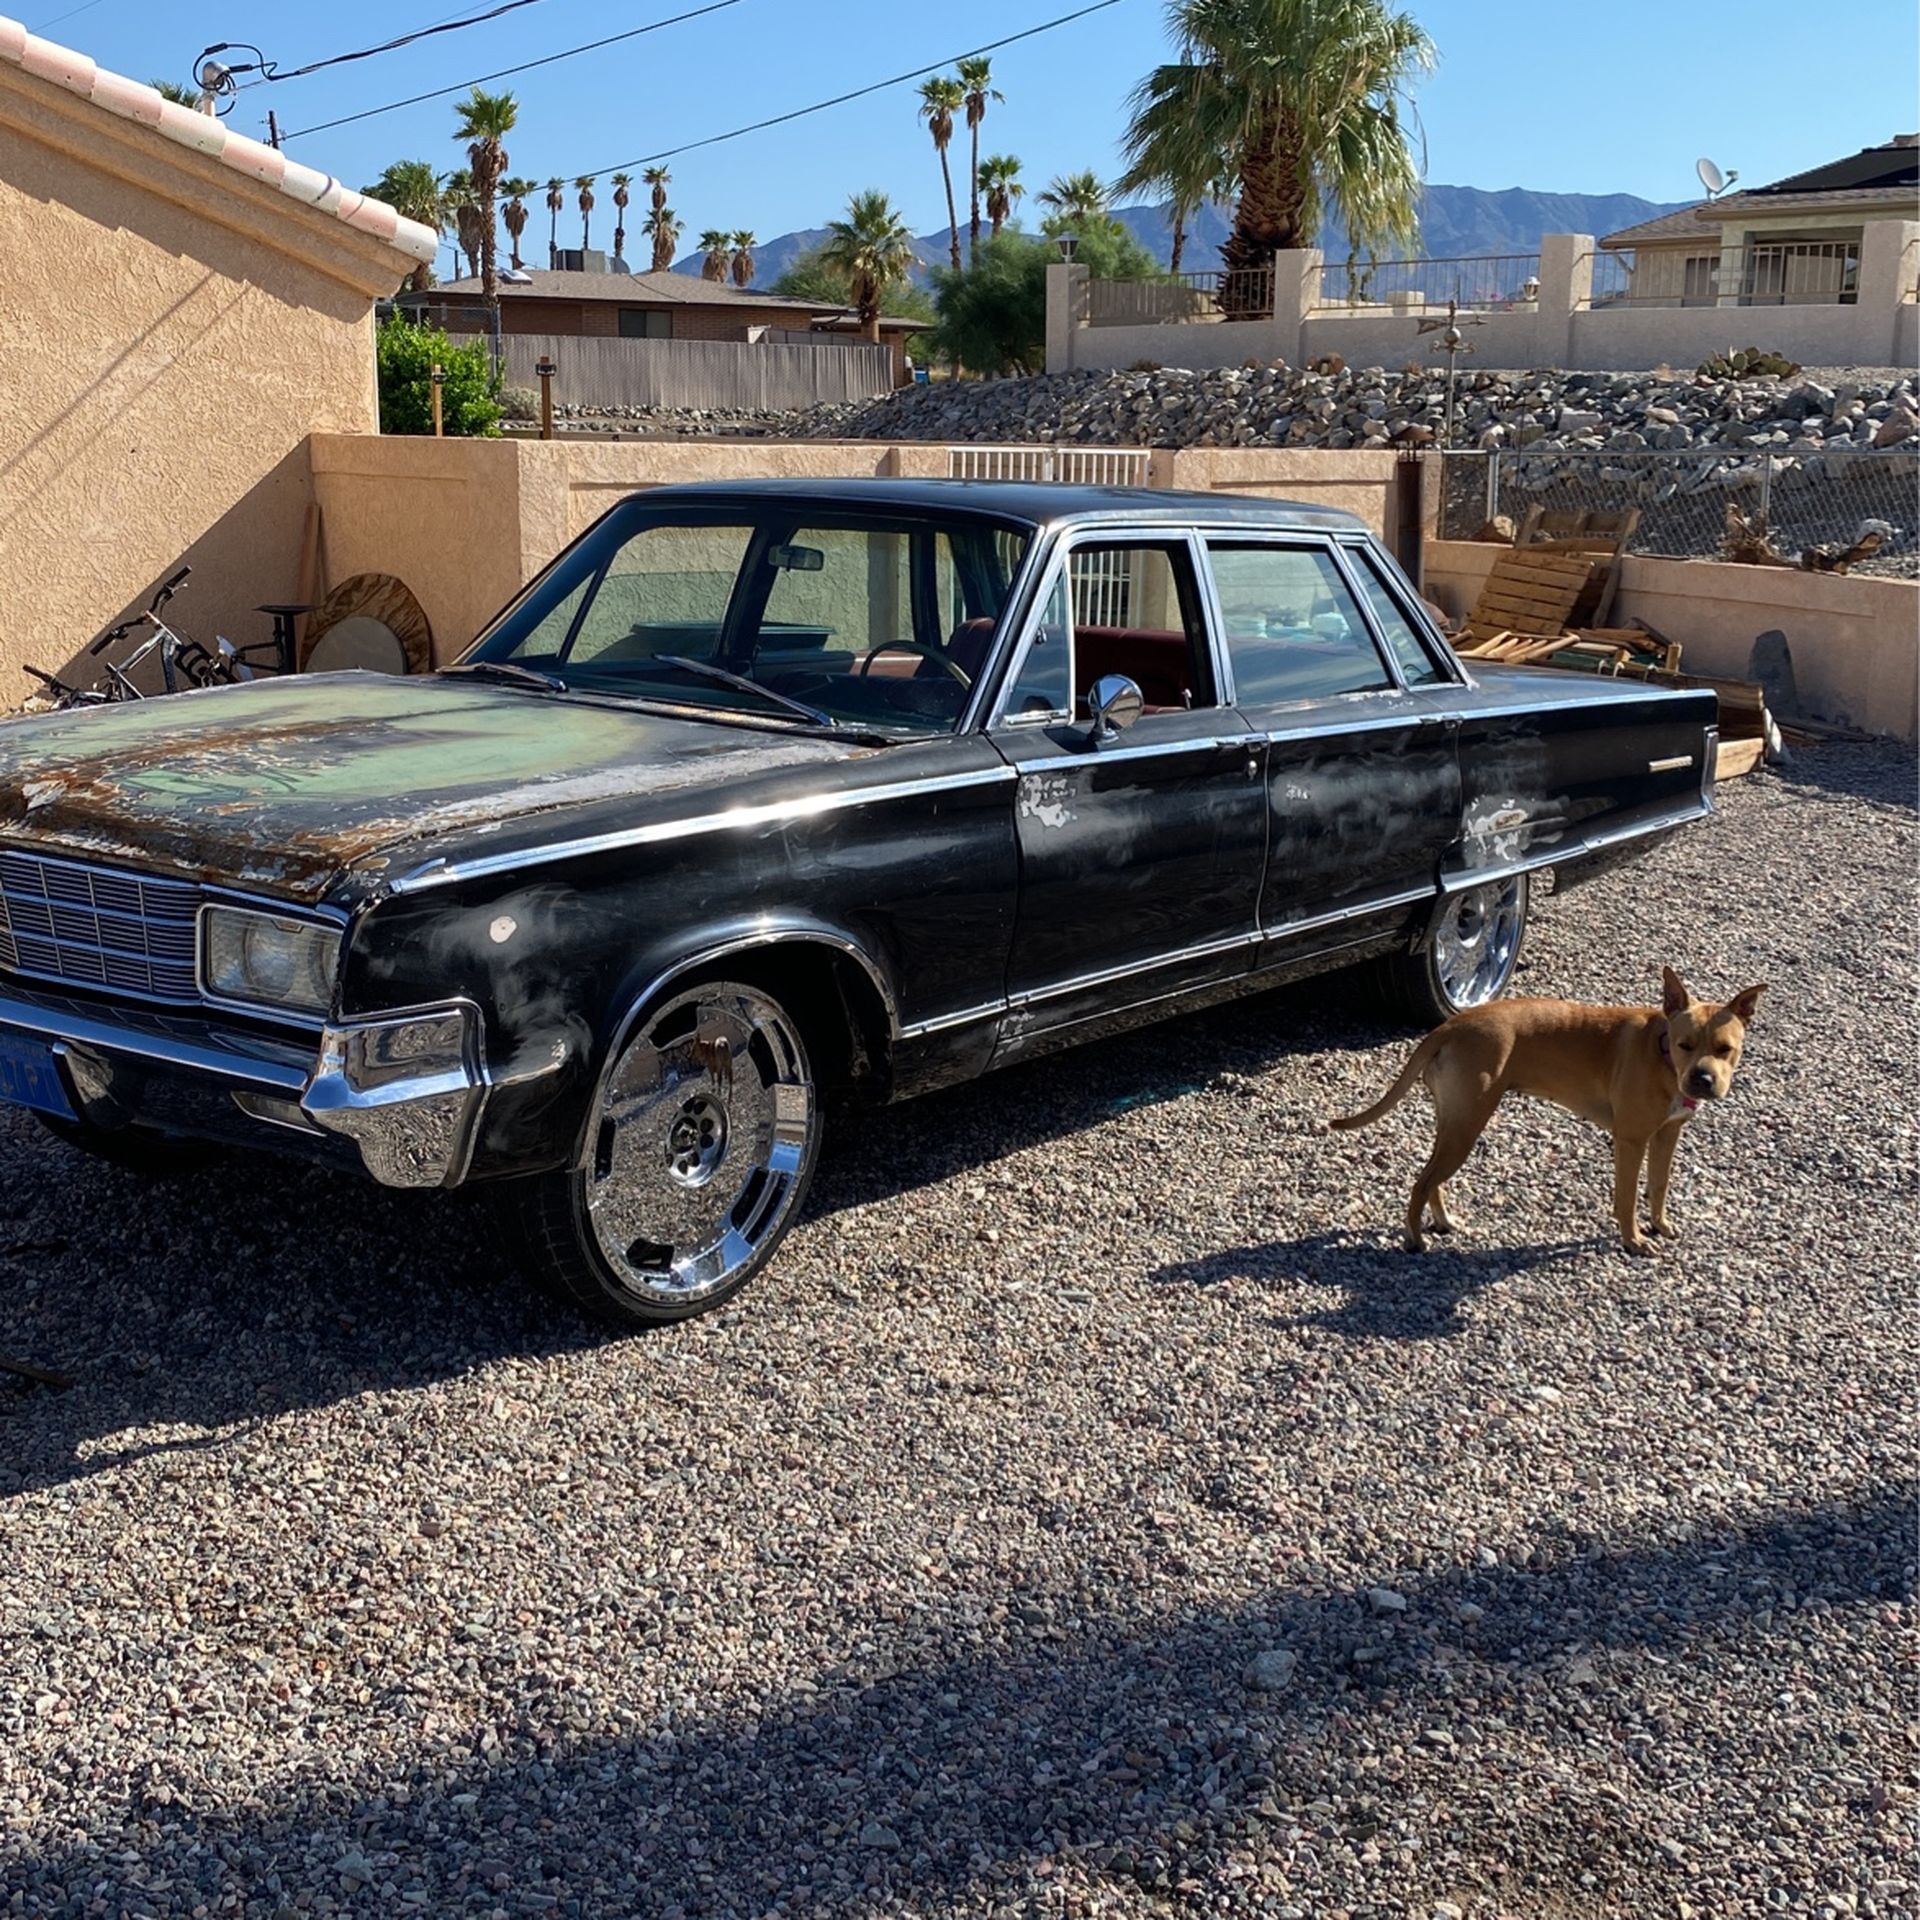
(26, 0, 1920, 270)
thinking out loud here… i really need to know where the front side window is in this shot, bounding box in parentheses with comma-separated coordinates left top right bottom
(471, 504, 1033, 736)
(1208, 544, 1391, 707)
(1347, 549, 1446, 688)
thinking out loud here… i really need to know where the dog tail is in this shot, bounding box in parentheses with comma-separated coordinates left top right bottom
(1329, 1027, 1447, 1131)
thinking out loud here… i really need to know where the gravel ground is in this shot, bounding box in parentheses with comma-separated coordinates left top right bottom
(1, 743, 1914, 1919)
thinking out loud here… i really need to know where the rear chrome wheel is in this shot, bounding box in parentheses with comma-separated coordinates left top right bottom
(506, 980, 820, 1327)
(1376, 874, 1530, 1025)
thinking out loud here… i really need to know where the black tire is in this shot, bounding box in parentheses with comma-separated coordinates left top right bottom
(35, 1113, 220, 1176)
(1375, 873, 1530, 1026)
(498, 978, 823, 1329)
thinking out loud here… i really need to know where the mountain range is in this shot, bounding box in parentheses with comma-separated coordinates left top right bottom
(675, 185, 1692, 288)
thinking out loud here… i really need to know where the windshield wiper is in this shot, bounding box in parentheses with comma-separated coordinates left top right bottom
(443, 660, 567, 694)
(650, 654, 838, 730)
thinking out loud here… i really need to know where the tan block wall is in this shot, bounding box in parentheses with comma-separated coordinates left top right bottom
(0, 60, 414, 705)
(1424, 538, 1920, 740)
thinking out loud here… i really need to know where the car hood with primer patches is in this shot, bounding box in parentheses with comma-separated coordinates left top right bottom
(0, 672, 870, 902)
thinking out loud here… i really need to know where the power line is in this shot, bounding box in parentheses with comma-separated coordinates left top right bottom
(280, 0, 741, 140)
(577, 0, 1125, 180)
(249, 0, 565, 83)
(28, 0, 111, 29)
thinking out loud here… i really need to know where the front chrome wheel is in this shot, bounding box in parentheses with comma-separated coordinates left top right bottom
(506, 980, 821, 1328)
(1431, 876, 1527, 1012)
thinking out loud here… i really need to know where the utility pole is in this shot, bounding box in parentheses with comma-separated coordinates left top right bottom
(266, 109, 281, 149)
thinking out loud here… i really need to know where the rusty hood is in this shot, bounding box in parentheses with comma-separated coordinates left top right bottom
(0, 672, 870, 900)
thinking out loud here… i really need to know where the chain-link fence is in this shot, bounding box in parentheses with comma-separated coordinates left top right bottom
(1439, 447, 1920, 577)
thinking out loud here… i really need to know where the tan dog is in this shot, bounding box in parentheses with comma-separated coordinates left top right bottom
(1332, 970, 1766, 1255)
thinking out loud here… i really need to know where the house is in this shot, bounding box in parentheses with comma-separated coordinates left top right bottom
(1601, 134, 1920, 307)
(0, 13, 433, 698)
(407, 268, 922, 385)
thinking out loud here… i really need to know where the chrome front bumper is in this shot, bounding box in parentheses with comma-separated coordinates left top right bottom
(0, 986, 488, 1190)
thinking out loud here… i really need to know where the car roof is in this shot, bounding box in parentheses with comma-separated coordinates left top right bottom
(622, 476, 1370, 533)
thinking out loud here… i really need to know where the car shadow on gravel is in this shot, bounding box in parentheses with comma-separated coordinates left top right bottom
(0, 980, 1403, 1496)
(0, 1138, 605, 1498)
(1149, 1230, 1607, 1339)
(5, 1485, 1906, 1914)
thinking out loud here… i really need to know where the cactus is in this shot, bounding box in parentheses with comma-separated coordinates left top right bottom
(1696, 345, 1802, 382)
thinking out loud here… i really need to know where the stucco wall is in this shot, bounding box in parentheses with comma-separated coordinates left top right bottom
(307, 436, 1405, 665)
(0, 58, 415, 705)
(1424, 538, 1919, 740)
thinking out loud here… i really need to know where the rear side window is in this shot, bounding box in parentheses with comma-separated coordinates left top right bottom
(1207, 544, 1390, 706)
(1348, 548, 1447, 687)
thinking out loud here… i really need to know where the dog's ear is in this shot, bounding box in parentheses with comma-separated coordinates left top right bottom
(1727, 982, 1766, 1025)
(1661, 967, 1691, 1015)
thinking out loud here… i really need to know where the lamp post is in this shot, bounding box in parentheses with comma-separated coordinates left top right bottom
(535, 355, 557, 441)
(429, 362, 445, 438)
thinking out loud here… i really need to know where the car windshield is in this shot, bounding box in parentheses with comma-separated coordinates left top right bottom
(464, 501, 1035, 737)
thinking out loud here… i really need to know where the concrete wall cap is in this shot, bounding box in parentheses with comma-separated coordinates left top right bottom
(0, 13, 437, 266)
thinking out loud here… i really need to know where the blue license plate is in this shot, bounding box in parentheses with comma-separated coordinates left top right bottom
(0, 1032, 76, 1121)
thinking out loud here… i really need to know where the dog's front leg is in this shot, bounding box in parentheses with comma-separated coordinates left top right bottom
(1613, 1132, 1654, 1254)
(1645, 1119, 1686, 1236)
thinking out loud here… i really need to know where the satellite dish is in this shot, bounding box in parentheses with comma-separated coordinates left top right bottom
(1696, 156, 1739, 199)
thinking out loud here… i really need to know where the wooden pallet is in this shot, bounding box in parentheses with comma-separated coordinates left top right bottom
(1456, 548, 1600, 653)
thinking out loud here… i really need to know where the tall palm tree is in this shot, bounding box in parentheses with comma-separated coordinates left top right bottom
(644, 165, 671, 215)
(445, 168, 482, 280)
(976, 153, 1023, 238)
(697, 229, 731, 281)
(575, 175, 597, 251)
(956, 55, 1002, 262)
(150, 78, 202, 108)
(500, 176, 536, 272)
(820, 189, 916, 341)
(611, 173, 633, 264)
(544, 176, 565, 267)
(1037, 169, 1108, 229)
(729, 231, 757, 288)
(646, 206, 684, 274)
(452, 87, 517, 310)
(917, 75, 965, 272)
(1118, 0, 1433, 282)
(365, 159, 448, 292)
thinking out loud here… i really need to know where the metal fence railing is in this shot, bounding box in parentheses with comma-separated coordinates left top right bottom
(1086, 268, 1275, 326)
(1584, 248, 1725, 309)
(1741, 239, 1859, 306)
(1586, 240, 1863, 310)
(1313, 253, 1541, 313)
(1439, 447, 1919, 578)
(946, 445, 1153, 485)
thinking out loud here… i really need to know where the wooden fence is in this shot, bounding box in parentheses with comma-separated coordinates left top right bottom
(500, 334, 893, 413)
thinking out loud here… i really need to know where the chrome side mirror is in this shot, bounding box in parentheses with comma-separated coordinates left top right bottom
(1088, 674, 1143, 744)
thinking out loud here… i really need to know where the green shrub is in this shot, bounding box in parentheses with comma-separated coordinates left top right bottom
(375, 315, 501, 436)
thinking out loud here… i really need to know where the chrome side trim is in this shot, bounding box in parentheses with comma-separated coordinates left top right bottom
(0, 989, 310, 1093)
(1055, 732, 1253, 768)
(1010, 931, 1255, 1010)
(1440, 802, 1707, 893)
(1263, 884, 1434, 941)
(391, 766, 1018, 893)
(897, 999, 1005, 1042)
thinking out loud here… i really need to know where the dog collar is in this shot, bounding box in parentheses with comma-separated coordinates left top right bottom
(1657, 1023, 1699, 1114)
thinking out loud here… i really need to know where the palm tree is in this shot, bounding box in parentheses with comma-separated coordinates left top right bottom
(445, 168, 481, 279)
(365, 159, 448, 292)
(1037, 169, 1108, 230)
(453, 87, 517, 310)
(1118, 0, 1433, 285)
(956, 55, 1002, 263)
(500, 176, 536, 272)
(977, 153, 1023, 239)
(575, 175, 597, 251)
(729, 231, 757, 288)
(917, 75, 965, 272)
(544, 176, 565, 267)
(150, 78, 202, 108)
(820, 189, 916, 341)
(611, 173, 633, 264)
(644, 165, 671, 216)
(698, 229, 731, 281)
(646, 205, 684, 274)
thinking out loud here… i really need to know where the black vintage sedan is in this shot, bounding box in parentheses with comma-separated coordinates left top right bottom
(0, 481, 1717, 1324)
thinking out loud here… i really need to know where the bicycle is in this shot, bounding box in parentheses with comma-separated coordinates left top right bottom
(21, 572, 303, 709)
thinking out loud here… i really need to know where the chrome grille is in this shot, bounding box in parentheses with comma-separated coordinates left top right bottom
(0, 852, 200, 1003)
